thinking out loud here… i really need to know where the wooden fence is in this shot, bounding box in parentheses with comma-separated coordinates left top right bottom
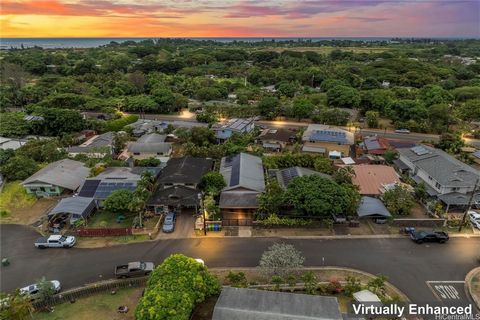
(76, 227, 132, 237)
(32, 277, 147, 310)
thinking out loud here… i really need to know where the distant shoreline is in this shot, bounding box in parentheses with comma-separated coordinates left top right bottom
(0, 36, 476, 49)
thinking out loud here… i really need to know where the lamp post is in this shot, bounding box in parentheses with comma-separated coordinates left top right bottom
(198, 193, 207, 236)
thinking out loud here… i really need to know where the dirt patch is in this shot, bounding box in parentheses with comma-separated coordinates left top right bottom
(76, 235, 151, 248)
(191, 295, 218, 320)
(1, 196, 57, 225)
(252, 227, 334, 237)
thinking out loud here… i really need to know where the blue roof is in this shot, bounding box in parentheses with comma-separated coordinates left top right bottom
(309, 130, 348, 144)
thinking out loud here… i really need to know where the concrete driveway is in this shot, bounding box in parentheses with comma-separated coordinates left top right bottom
(156, 210, 195, 239)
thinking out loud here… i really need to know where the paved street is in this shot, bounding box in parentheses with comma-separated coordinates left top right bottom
(1, 224, 479, 306)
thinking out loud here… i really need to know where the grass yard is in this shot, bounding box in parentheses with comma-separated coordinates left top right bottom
(33, 287, 143, 320)
(87, 210, 133, 228)
(0, 181, 56, 225)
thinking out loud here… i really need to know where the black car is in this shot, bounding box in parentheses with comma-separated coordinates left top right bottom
(410, 231, 449, 244)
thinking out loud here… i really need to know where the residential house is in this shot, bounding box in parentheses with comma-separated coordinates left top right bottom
(126, 133, 172, 162)
(219, 153, 265, 226)
(77, 167, 161, 207)
(128, 119, 207, 137)
(66, 132, 114, 158)
(396, 145, 480, 211)
(301, 124, 354, 158)
(350, 165, 401, 196)
(256, 128, 296, 152)
(147, 157, 213, 213)
(212, 287, 343, 320)
(270, 166, 331, 189)
(359, 136, 391, 155)
(0, 137, 27, 150)
(22, 159, 89, 197)
(215, 118, 255, 142)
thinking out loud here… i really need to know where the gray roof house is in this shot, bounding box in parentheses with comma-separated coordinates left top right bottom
(212, 287, 343, 320)
(66, 132, 114, 158)
(219, 153, 265, 225)
(215, 118, 255, 141)
(396, 145, 480, 210)
(78, 167, 161, 204)
(126, 133, 172, 161)
(147, 157, 213, 211)
(22, 159, 89, 197)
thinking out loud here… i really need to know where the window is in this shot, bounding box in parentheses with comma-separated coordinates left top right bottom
(133, 152, 140, 155)
(428, 176, 433, 180)
(435, 182, 441, 189)
(157, 152, 163, 155)
(452, 187, 459, 192)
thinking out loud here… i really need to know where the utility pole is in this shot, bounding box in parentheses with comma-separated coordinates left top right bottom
(459, 177, 479, 232)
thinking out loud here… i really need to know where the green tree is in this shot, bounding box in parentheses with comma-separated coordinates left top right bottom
(457, 99, 480, 123)
(327, 85, 360, 109)
(136, 157, 161, 167)
(277, 82, 297, 98)
(0, 290, 33, 320)
(36, 277, 56, 303)
(151, 88, 177, 113)
(382, 185, 415, 215)
(301, 271, 318, 295)
(0, 112, 29, 137)
(258, 96, 280, 119)
(189, 127, 216, 147)
(0, 149, 15, 166)
(284, 175, 353, 217)
(428, 104, 451, 133)
(199, 171, 226, 196)
(383, 150, 397, 164)
(16, 139, 66, 163)
(257, 178, 285, 218)
(419, 85, 452, 107)
(292, 97, 315, 120)
(365, 110, 380, 128)
(332, 166, 355, 185)
(259, 242, 305, 277)
(124, 95, 158, 113)
(313, 157, 334, 174)
(103, 189, 136, 213)
(1, 156, 38, 181)
(135, 254, 220, 320)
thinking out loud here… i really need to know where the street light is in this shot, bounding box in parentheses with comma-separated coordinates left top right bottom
(198, 193, 207, 236)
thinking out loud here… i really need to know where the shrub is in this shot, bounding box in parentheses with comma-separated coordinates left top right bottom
(257, 214, 312, 227)
(104, 114, 139, 132)
(271, 275, 283, 291)
(225, 271, 248, 288)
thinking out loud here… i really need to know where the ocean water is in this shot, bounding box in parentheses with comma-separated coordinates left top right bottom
(0, 37, 396, 49)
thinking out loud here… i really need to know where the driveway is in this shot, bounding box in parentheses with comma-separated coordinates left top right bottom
(1, 224, 479, 307)
(156, 211, 195, 239)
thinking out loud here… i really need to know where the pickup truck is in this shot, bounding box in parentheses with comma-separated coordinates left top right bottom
(114, 261, 155, 278)
(410, 231, 449, 244)
(34, 235, 76, 248)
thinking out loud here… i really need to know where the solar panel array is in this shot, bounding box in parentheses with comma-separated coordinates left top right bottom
(410, 146, 430, 156)
(280, 167, 299, 186)
(78, 180, 101, 197)
(229, 155, 241, 186)
(93, 181, 137, 199)
(309, 130, 348, 144)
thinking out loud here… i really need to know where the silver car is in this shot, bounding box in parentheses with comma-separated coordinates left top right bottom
(20, 280, 61, 300)
(468, 211, 480, 229)
(162, 212, 176, 233)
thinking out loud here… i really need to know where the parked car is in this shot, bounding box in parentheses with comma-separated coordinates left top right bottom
(410, 230, 449, 244)
(115, 261, 155, 278)
(162, 212, 176, 233)
(468, 210, 480, 229)
(34, 235, 76, 249)
(394, 129, 411, 134)
(20, 280, 61, 300)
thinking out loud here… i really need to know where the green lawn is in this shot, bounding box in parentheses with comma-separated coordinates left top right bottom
(87, 210, 133, 228)
(33, 287, 143, 320)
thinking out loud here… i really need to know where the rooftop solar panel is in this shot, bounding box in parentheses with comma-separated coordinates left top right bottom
(229, 155, 241, 186)
(78, 180, 101, 197)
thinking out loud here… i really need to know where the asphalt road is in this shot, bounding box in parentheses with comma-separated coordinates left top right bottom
(1, 224, 479, 306)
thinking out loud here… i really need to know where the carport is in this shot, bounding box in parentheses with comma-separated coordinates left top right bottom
(357, 196, 391, 220)
(48, 196, 96, 224)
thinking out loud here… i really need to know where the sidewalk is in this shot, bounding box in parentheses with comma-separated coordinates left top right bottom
(465, 267, 480, 311)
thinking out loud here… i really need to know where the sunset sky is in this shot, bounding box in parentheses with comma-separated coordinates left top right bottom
(1, 0, 479, 38)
